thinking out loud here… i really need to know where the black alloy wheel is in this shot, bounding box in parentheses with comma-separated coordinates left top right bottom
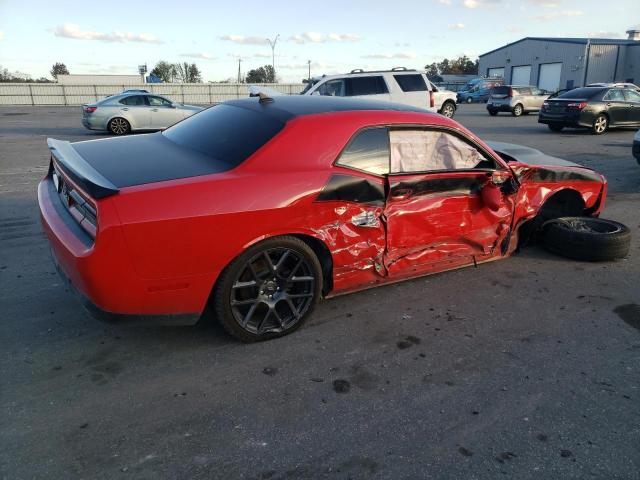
(213, 236, 322, 342)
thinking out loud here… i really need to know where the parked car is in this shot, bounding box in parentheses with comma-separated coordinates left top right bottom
(539, 86, 640, 134)
(457, 78, 504, 103)
(633, 129, 640, 164)
(487, 86, 551, 116)
(301, 68, 436, 112)
(81, 93, 203, 135)
(39, 95, 630, 342)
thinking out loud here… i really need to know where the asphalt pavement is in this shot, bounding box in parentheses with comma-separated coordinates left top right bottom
(1, 104, 638, 479)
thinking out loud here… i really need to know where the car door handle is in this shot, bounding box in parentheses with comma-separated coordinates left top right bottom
(152, 108, 159, 112)
(121, 107, 129, 111)
(391, 187, 413, 200)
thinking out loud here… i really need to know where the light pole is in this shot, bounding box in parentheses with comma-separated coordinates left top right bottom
(267, 34, 280, 82)
(307, 60, 311, 82)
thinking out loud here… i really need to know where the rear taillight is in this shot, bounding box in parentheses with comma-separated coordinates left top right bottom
(541, 101, 549, 110)
(508, 87, 513, 97)
(429, 91, 435, 109)
(567, 102, 588, 110)
(84, 106, 97, 113)
(52, 165, 98, 239)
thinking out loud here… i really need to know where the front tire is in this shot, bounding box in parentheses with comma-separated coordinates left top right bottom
(213, 236, 323, 342)
(466, 97, 473, 104)
(543, 217, 631, 262)
(440, 101, 456, 118)
(548, 124, 564, 132)
(108, 117, 130, 135)
(592, 114, 608, 135)
(488, 109, 498, 116)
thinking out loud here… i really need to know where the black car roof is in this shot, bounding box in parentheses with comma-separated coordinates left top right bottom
(225, 95, 429, 123)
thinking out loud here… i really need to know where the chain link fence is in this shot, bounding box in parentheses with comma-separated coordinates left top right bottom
(0, 83, 306, 106)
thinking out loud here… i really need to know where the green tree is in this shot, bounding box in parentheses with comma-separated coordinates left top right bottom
(245, 65, 276, 83)
(150, 61, 177, 82)
(424, 56, 479, 77)
(175, 62, 202, 83)
(50, 62, 69, 80)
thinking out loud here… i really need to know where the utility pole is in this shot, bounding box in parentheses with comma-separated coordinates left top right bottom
(237, 58, 242, 83)
(307, 60, 311, 82)
(267, 34, 280, 82)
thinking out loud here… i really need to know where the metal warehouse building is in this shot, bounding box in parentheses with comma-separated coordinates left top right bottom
(478, 29, 640, 92)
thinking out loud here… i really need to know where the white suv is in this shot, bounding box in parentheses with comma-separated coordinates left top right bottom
(302, 68, 456, 115)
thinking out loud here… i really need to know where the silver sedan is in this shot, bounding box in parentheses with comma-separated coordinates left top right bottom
(81, 93, 203, 135)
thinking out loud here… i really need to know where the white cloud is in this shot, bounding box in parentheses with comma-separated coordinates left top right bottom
(180, 53, 217, 60)
(448, 23, 466, 30)
(437, 0, 452, 4)
(289, 32, 361, 44)
(532, 10, 583, 21)
(362, 52, 417, 59)
(0, 31, 4, 41)
(462, 0, 501, 9)
(219, 35, 270, 45)
(53, 23, 162, 44)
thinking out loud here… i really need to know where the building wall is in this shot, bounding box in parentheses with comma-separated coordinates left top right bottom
(479, 39, 588, 89)
(620, 45, 640, 83)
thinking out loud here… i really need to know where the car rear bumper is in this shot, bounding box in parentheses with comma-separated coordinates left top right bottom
(38, 176, 202, 326)
(81, 116, 105, 131)
(538, 111, 591, 128)
(487, 102, 513, 112)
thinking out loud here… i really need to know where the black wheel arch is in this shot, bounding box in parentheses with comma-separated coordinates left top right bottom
(292, 234, 333, 296)
(517, 188, 587, 246)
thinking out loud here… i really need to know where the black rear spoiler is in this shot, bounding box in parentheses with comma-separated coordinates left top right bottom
(47, 138, 119, 199)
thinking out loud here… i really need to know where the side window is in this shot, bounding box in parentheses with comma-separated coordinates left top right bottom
(148, 96, 172, 106)
(531, 88, 544, 95)
(336, 127, 389, 175)
(623, 89, 640, 102)
(346, 76, 389, 96)
(389, 129, 496, 173)
(119, 95, 146, 106)
(517, 87, 532, 95)
(393, 74, 428, 92)
(317, 79, 346, 97)
(605, 89, 625, 101)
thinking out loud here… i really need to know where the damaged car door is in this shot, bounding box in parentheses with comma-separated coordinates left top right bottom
(383, 128, 515, 277)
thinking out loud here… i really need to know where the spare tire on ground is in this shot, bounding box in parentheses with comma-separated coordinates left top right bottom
(543, 217, 631, 262)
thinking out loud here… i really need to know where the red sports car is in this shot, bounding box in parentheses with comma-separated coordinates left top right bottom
(39, 95, 612, 342)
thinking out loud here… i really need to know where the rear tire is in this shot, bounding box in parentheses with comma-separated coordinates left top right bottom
(213, 236, 323, 342)
(108, 117, 130, 135)
(488, 109, 498, 116)
(543, 217, 631, 262)
(466, 97, 473, 104)
(591, 114, 608, 135)
(548, 124, 564, 132)
(512, 104, 524, 117)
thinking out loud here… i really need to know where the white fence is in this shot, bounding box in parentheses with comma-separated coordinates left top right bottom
(0, 83, 306, 106)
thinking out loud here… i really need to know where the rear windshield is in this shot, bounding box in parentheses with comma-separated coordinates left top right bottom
(162, 104, 285, 167)
(556, 88, 602, 99)
(492, 86, 510, 95)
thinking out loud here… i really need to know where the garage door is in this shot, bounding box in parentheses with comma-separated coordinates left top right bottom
(538, 63, 562, 92)
(511, 65, 531, 85)
(487, 67, 505, 78)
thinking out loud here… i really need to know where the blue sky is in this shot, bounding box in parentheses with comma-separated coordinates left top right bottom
(0, 0, 637, 82)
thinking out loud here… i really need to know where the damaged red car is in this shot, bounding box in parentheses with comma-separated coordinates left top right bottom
(39, 95, 625, 342)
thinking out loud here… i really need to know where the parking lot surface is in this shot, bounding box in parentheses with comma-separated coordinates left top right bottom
(1, 104, 639, 479)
